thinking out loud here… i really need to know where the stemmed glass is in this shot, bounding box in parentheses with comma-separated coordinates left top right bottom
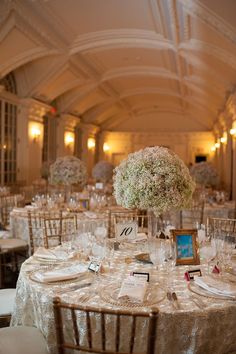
(148, 239, 166, 271)
(200, 238, 217, 274)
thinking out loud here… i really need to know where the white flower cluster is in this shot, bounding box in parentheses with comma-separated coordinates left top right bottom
(92, 160, 114, 183)
(50, 156, 87, 186)
(190, 162, 219, 187)
(113, 146, 195, 215)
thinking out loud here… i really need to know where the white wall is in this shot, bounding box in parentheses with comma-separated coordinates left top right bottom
(99, 131, 214, 166)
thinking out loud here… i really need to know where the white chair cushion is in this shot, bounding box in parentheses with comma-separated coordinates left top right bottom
(0, 326, 49, 354)
(0, 239, 27, 250)
(0, 231, 11, 239)
(0, 289, 16, 316)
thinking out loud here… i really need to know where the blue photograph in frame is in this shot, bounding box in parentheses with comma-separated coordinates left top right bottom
(172, 229, 200, 265)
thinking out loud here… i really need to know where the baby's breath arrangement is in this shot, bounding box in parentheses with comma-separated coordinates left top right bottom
(190, 161, 219, 187)
(50, 156, 87, 186)
(92, 160, 114, 183)
(113, 146, 195, 215)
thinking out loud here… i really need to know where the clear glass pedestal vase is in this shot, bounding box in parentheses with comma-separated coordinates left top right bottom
(64, 185, 72, 204)
(147, 210, 158, 238)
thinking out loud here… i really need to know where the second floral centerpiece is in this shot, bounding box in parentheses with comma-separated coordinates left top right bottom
(113, 146, 195, 216)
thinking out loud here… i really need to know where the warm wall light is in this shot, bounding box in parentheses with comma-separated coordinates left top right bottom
(64, 132, 74, 147)
(214, 142, 220, 149)
(230, 128, 236, 136)
(31, 127, 41, 141)
(103, 142, 110, 152)
(220, 132, 227, 144)
(87, 138, 95, 150)
(211, 146, 216, 152)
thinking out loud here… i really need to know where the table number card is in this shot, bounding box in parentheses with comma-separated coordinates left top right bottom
(115, 221, 137, 240)
(95, 182, 104, 190)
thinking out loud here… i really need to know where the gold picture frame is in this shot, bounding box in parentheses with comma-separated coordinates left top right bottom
(171, 229, 200, 266)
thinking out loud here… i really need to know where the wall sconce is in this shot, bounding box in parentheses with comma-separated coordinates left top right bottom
(220, 132, 227, 144)
(214, 141, 220, 149)
(103, 142, 110, 152)
(210, 146, 216, 152)
(64, 132, 74, 147)
(87, 138, 96, 150)
(31, 127, 41, 142)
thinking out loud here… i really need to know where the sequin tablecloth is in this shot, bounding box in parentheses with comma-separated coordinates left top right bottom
(11, 248, 236, 354)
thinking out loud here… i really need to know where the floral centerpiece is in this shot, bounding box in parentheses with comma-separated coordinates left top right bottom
(50, 156, 87, 186)
(190, 162, 219, 188)
(113, 146, 195, 216)
(92, 160, 114, 183)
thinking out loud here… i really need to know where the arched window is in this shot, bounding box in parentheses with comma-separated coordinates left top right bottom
(0, 73, 17, 185)
(0, 72, 17, 94)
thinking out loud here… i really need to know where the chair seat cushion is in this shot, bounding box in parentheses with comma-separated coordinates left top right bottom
(0, 239, 27, 251)
(0, 326, 49, 354)
(0, 289, 16, 316)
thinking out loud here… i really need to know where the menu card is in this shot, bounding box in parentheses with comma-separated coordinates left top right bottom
(118, 276, 147, 302)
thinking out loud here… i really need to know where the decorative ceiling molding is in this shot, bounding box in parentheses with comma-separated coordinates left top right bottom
(180, 39, 236, 70)
(179, 0, 236, 44)
(101, 66, 178, 82)
(70, 29, 174, 54)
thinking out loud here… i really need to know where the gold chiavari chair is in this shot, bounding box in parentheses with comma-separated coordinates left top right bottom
(180, 201, 205, 229)
(206, 217, 236, 241)
(28, 210, 77, 253)
(0, 194, 27, 287)
(53, 297, 158, 354)
(0, 194, 25, 228)
(43, 213, 77, 249)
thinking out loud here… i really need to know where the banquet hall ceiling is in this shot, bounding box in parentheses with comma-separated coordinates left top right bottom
(0, 0, 236, 132)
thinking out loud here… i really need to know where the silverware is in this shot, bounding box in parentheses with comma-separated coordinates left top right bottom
(171, 292, 181, 310)
(167, 291, 181, 310)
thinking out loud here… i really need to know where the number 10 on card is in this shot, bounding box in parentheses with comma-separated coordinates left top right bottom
(115, 221, 137, 240)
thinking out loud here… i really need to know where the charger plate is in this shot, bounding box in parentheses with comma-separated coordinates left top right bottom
(29, 265, 88, 285)
(188, 281, 236, 301)
(99, 282, 165, 308)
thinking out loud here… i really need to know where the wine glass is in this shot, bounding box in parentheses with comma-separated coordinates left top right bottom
(148, 239, 166, 271)
(200, 239, 217, 274)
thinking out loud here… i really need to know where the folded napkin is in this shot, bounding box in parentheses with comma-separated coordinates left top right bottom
(195, 276, 236, 299)
(33, 247, 76, 261)
(33, 264, 87, 283)
(118, 276, 147, 302)
(83, 211, 98, 219)
(129, 233, 147, 243)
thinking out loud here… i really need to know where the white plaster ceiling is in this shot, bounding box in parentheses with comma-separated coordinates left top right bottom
(0, 0, 236, 132)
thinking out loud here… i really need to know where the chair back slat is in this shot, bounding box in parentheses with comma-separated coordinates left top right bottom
(129, 316, 136, 353)
(115, 314, 120, 353)
(53, 297, 159, 354)
(71, 308, 80, 346)
(101, 312, 106, 351)
(86, 311, 92, 349)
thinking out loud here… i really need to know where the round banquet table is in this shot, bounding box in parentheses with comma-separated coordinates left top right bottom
(9, 207, 109, 243)
(10, 243, 236, 354)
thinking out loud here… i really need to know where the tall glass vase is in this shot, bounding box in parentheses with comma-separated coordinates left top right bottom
(64, 184, 72, 204)
(147, 210, 158, 238)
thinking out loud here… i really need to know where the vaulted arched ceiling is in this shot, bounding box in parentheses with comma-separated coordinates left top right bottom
(0, 0, 236, 132)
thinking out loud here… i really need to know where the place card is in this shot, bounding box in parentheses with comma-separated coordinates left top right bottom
(184, 269, 202, 281)
(95, 182, 103, 190)
(118, 276, 147, 302)
(88, 261, 101, 273)
(115, 221, 137, 239)
(131, 271, 150, 282)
